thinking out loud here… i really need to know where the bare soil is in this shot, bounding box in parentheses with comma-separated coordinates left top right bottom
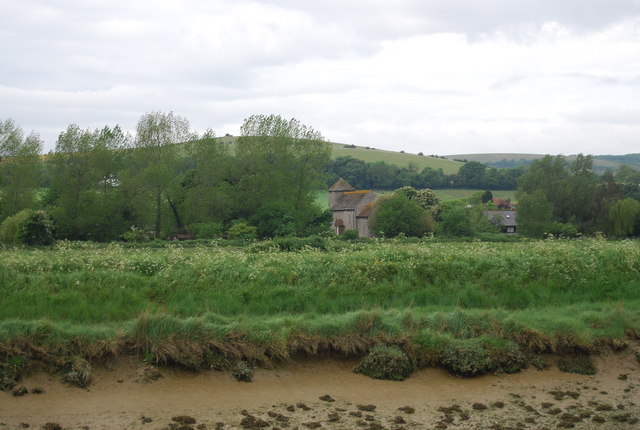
(1, 349, 639, 429)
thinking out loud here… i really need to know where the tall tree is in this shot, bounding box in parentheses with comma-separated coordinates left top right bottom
(182, 130, 233, 224)
(49, 124, 130, 240)
(0, 119, 42, 220)
(130, 112, 195, 238)
(235, 114, 330, 227)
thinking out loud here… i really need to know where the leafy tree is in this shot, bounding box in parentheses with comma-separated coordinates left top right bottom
(369, 193, 434, 237)
(516, 190, 553, 238)
(236, 114, 330, 228)
(481, 190, 493, 204)
(608, 198, 640, 236)
(129, 112, 195, 238)
(0, 119, 42, 220)
(17, 210, 55, 245)
(0, 209, 32, 244)
(438, 205, 473, 237)
(49, 124, 130, 241)
(182, 130, 233, 225)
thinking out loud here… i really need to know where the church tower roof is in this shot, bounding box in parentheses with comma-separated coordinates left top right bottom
(329, 178, 356, 192)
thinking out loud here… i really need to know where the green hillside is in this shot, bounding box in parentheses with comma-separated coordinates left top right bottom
(218, 137, 463, 174)
(333, 143, 462, 174)
(448, 153, 639, 172)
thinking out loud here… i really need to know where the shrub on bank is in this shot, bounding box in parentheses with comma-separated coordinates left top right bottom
(354, 345, 415, 381)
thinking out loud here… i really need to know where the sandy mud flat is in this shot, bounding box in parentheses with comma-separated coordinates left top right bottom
(1, 350, 639, 430)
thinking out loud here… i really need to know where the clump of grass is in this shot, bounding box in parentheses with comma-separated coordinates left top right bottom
(232, 361, 254, 382)
(61, 356, 92, 388)
(557, 355, 597, 375)
(441, 337, 527, 377)
(354, 345, 415, 381)
(441, 338, 491, 376)
(0, 355, 28, 391)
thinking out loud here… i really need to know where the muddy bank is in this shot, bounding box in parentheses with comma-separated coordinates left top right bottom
(1, 350, 639, 429)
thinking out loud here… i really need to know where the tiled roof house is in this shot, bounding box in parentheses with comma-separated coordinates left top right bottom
(329, 179, 376, 237)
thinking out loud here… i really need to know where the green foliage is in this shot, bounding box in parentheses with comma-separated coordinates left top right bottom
(0, 118, 42, 220)
(17, 210, 54, 246)
(0, 209, 32, 244)
(441, 337, 526, 376)
(369, 194, 434, 237)
(339, 229, 359, 240)
(122, 226, 152, 243)
(232, 361, 254, 382)
(226, 221, 257, 241)
(236, 114, 331, 227)
(187, 222, 224, 239)
(517, 190, 553, 238)
(608, 198, 640, 237)
(354, 345, 415, 380)
(250, 202, 297, 239)
(545, 222, 579, 238)
(438, 206, 473, 237)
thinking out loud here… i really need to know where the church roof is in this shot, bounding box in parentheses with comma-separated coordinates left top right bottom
(332, 190, 372, 211)
(357, 203, 375, 218)
(329, 178, 356, 192)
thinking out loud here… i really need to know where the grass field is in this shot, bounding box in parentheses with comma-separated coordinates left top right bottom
(1, 239, 639, 378)
(315, 189, 516, 207)
(333, 143, 462, 174)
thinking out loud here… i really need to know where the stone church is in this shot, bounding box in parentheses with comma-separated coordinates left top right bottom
(328, 178, 376, 237)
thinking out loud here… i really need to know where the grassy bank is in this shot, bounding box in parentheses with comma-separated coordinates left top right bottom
(1, 239, 639, 378)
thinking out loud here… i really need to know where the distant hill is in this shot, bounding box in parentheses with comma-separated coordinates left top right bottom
(446, 153, 640, 173)
(332, 143, 462, 174)
(217, 137, 464, 175)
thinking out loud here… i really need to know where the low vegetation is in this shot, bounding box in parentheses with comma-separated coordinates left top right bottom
(1, 239, 639, 385)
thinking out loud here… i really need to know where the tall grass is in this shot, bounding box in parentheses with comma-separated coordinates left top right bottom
(1, 239, 639, 368)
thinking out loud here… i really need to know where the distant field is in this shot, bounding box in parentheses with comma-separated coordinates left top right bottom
(333, 143, 462, 174)
(316, 188, 515, 207)
(434, 189, 516, 202)
(448, 153, 632, 172)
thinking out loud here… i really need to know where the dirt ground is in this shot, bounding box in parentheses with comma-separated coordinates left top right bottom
(1, 349, 639, 430)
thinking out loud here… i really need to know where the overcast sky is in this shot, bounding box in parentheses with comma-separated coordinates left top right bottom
(1, 0, 639, 155)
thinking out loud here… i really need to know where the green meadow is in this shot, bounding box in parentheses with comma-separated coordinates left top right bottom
(1, 239, 638, 373)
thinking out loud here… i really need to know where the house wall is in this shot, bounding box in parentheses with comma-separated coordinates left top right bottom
(356, 217, 372, 237)
(332, 210, 356, 233)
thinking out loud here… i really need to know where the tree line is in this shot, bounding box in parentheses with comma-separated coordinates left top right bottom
(0, 113, 332, 243)
(327, 157, 524, 190)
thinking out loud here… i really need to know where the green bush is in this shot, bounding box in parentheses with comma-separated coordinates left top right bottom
(441, 337, 527, 376)
(232, 361, 254, 382)
(369, 194, 434, 238)
(354, 345, 415, 381)
(17, 210, 55, 246)
(122, 226, 151, 243)
(0, 209, 32, 244)
(187, 222, 224, 239)
(339, 229, 359, 240)
(227, 222, 257, 241)
(441, 338, 491, 376)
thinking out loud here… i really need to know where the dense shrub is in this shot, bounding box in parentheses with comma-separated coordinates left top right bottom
(227, 222, 257, 241)
(187, 222, 224, 239)
(441, 337, 526, 376)
(339, 229, 359, 240)
(369, 194, 434, 237)
(0, 209, 32, 244)
(122, 226, 151, 243)
(17, 210, 55, 246)
(354, 345, 415, 381)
